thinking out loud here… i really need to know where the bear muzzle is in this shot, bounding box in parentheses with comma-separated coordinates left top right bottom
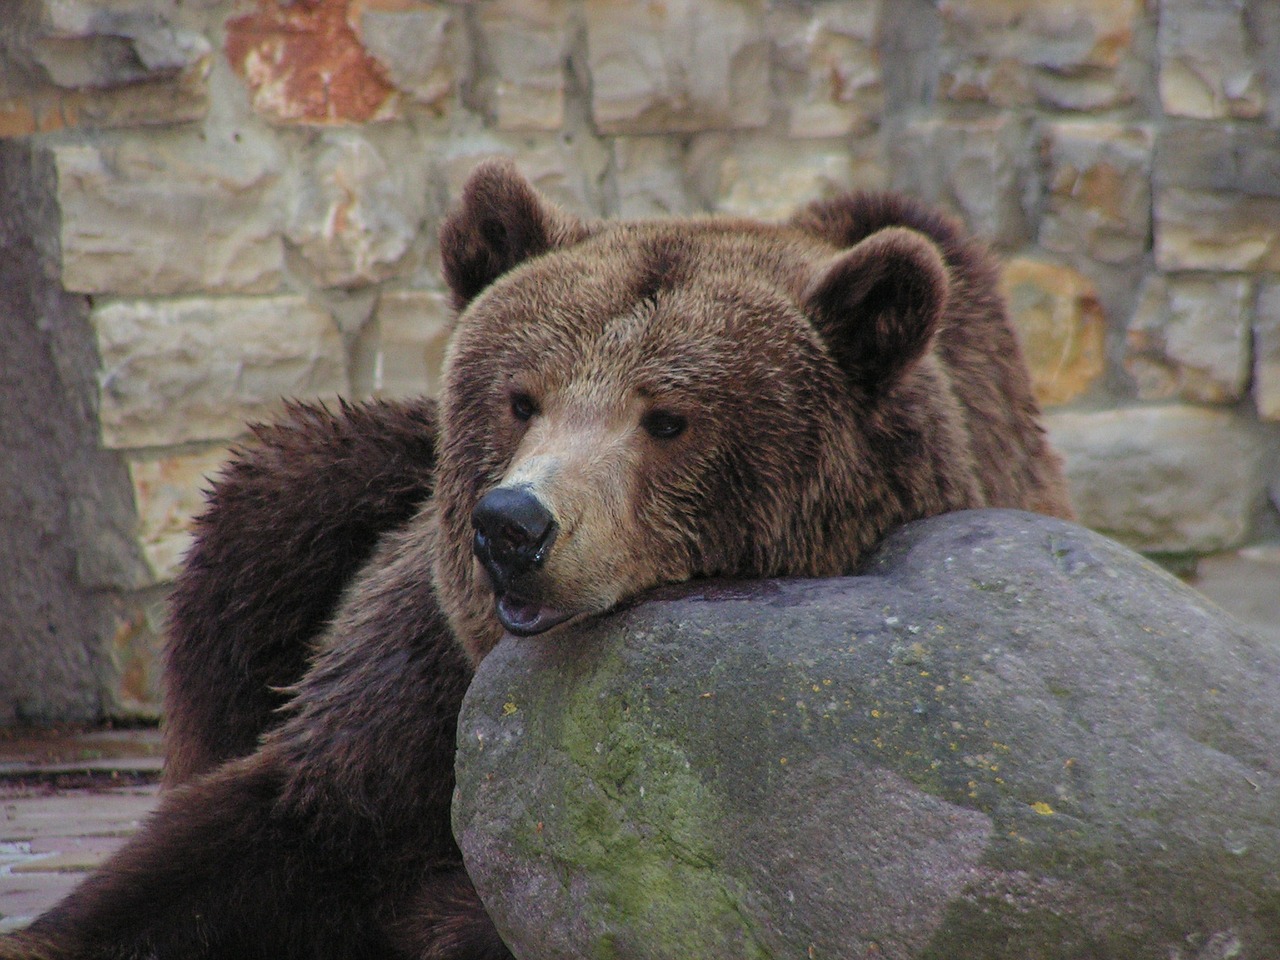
(472, 485, 574, 637)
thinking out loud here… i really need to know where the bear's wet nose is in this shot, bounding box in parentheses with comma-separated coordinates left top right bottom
(472, 486, 559, 584)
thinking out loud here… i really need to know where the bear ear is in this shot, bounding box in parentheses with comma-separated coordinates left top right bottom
(802, 226, 949, 397)
(439, 158, 595, 312)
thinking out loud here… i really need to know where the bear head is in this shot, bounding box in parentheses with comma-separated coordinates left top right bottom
(433, 159, 979, 664)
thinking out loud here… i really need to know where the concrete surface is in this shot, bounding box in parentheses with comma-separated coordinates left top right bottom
(0, 728, 161, 933)
(1190, 543, 1280, 646)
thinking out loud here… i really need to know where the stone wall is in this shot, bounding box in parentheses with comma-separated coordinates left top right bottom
(2, 0, 1277, 722)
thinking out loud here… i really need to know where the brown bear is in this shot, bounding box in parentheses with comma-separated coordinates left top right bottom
(2, 159, 1071, 960)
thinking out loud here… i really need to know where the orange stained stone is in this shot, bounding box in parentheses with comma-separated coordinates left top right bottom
(0, 94, 79, 137)
(1001, 257, 1106, 408)
(225, 0, 399, 125)
(0, 100, 38, 137)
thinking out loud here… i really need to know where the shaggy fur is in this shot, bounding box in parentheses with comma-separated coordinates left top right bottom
(164, 397, 439, 785)
(2, 159, 1071, 960)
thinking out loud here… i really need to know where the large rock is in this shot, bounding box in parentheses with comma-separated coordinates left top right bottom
(1155, 120, 1280, 199)
(0, 0, 211, 131)
(690, 132, 884, 220)
(125, 445, 234, 583)
(455, 510, 1280, 960)
(354, 2, 457, 109)
(26, 1, 212, 91)
(769, 1, 883, 139)
(0, 141, 135, 724)
(371, 289, 453, 399)
(609, 137, 694, 217)
(475, 0, 569, 132)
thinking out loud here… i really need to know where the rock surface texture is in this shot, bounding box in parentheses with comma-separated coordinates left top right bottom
(455, 510, 1280, 960)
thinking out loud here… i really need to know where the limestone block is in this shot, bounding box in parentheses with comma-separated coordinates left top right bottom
(999, 258, 1105, 407)
(1039, 121, 1153, 266)
(55, 136, 284, 296)
(1046, 406, 1265, 554)
(93, 297, 348, 449)
(585, 0, 768, 134)
(0, 96, 56, 137)
(373, 289, 453, 399)
(225, 0, 399, 124)
(691, 133, 884, 221)
(937, 0, 1143, 110)
(0, 77, 209, 133)
(0, 16, 209, 129)
(286, 130, 432, 288)
(1155, 187, 1280, 273)
(1156, 121, 1280, 198)
(30, 1, 213, 91)
(1256, 0, 1280, 125)
(107, 591, 167, 719)
(477, 0, 568, 131)
(611, 137, 693, 217)
(769, 1, 883, 138)
(126, 446, 232, 582)
(69, 71, 211, 128)
(1158, 0, 1266, 120)
(1125, 273, 1252, 405)
(943, 0, 1140, 71)
(1255, 282, 1280, 421)
(355, 2, 457, 109)
(887, 116, 1030, 249)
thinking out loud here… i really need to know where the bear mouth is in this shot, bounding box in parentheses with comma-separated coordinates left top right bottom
(494, 593, 576, 637)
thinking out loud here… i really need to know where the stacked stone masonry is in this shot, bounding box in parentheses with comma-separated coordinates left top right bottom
(2, 0, 1278, 721)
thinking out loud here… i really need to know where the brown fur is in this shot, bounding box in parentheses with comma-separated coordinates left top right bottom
(163, 397, 439, 785)
(2, 159, 1070, 960)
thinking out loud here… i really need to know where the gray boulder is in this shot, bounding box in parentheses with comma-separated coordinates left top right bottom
(453, 510, 1280, 959)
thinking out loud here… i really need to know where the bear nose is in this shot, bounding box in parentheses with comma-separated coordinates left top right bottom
(472, 486, 559, 585)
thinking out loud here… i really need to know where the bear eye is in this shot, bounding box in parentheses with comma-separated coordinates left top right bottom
(641, 409, 687, 440)
(510, 392, 539, 423)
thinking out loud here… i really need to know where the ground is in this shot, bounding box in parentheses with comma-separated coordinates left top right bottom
(0, 729, 160, 933)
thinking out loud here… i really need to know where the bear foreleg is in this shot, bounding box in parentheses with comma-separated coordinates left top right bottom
(164, 398, 439, 784)
(5, 752, 505, 959)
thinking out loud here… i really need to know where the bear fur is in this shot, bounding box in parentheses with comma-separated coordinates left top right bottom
(3, 159, 1071, 960)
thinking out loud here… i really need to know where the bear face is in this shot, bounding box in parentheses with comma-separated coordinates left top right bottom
(439, 227, 846, 649)
(430, 160, 1039, 664)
